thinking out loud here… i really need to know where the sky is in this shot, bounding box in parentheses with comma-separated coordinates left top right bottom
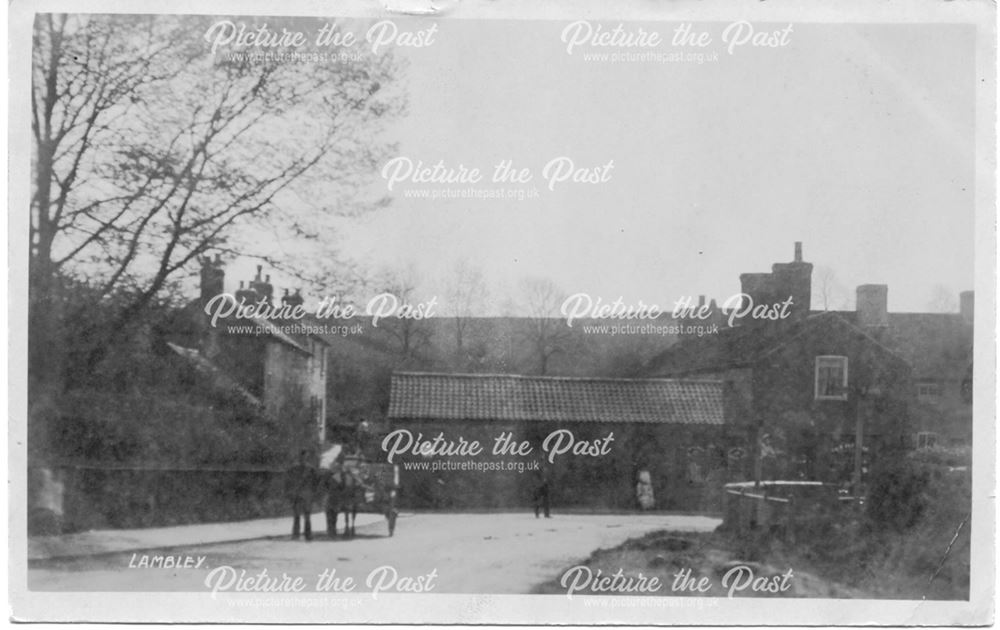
(230, 18, 976, 316)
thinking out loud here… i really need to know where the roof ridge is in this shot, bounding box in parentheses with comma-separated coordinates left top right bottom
(389, 371, 726, 425)
(391, 371, 724, 385)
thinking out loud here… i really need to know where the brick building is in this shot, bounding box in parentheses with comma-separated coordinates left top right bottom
(645, 243, 973, 485)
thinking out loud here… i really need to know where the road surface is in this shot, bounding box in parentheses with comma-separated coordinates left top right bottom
(29, 512, 719, 593)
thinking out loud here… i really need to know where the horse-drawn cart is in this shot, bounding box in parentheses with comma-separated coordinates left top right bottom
(320, 450, 399, 538)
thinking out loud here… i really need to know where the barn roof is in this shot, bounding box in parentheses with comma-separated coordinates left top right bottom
(388, 372, 725, 425)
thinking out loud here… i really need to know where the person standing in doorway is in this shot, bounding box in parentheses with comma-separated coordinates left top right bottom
(285, 450, 317, 541)
(636, 468, 655, 510)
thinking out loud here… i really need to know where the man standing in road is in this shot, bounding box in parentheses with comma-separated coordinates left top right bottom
(286, 450, 318, 541)
(533, 462, 552, 518)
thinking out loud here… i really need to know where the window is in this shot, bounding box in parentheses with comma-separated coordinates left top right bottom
(917, 432, 938, 449)
(917, 382, 942, 400)
(815, 356, 848, 400)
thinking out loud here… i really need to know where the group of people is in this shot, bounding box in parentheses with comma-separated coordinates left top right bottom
(285, 451, 663, 533)
(289, 449, 556, 533)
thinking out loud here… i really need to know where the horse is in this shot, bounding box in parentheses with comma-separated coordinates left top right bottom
(323, 466, 365, 538)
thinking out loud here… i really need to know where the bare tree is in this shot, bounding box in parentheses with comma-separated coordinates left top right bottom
(516, 276, 574, 375)
(371, 267, 433, 363)
(443, 258, 488, 366)
(30, 14, 405, 388)
(812, 265, 848, 311)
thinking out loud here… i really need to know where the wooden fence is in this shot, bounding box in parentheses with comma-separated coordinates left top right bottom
(723, 480, 860, 541)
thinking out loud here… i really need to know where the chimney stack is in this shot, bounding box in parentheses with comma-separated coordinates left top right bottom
(284, 288, 305, 310)
(856, 284, 889, 328)
(261, 275, 274, 305)
(735, 243, 813, 324)
(960, 290, 974, 324)
(250, 268, 274, 305)
(771, 241, 812, 317)
(236, 279, 258, 304)
(199, 256, 225, 308)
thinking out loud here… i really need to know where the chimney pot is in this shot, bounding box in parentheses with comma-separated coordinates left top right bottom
(794, 242, 803, 263)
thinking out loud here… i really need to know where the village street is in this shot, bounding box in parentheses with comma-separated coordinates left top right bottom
(29, 512, 720, 594)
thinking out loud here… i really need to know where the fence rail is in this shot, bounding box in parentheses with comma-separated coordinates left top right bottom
(722, 480, 861, 541)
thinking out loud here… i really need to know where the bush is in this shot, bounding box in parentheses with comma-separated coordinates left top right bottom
(865, 456, 929, 532)
(907, 444, 971, 469)
(34, 378, 303, 532)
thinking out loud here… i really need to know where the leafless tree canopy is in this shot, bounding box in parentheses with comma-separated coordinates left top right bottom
(443, 258, 488, 360)
(30, 14, 405, 385)
(516, 276, 574, 375)
(372, 267, 433, 363)
(812, 265, 849, 311)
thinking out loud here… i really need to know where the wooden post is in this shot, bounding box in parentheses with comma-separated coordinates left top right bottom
(785, 494, 795, 544)
(761, 485, 768, 530)
(740, 488, 747, 532)
(853, 402, 864, 495)
(753, 426, 763, 489)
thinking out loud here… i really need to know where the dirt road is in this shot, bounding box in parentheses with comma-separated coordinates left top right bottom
(29, 512, 720, 593)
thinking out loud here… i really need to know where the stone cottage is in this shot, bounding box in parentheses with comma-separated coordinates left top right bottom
(167, 257, 329, 447)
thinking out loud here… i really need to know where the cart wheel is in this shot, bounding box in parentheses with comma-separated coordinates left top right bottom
(387, 511, 397, 537)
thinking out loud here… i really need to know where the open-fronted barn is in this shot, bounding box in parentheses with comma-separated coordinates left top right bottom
(387, 372, 739, 512)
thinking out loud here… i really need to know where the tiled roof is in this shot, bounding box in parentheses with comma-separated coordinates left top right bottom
(179, 297, 326, 354)
(798, 312, 972, 380)
(880, 313, 972, 380)
(388, 372, 725, 425)
(166, 342, 262, 407)
(646, 311, 909, 376)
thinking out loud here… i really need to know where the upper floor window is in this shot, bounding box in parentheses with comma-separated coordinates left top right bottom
(917, 382, 942, 401)
(815, 355, 848, 400)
